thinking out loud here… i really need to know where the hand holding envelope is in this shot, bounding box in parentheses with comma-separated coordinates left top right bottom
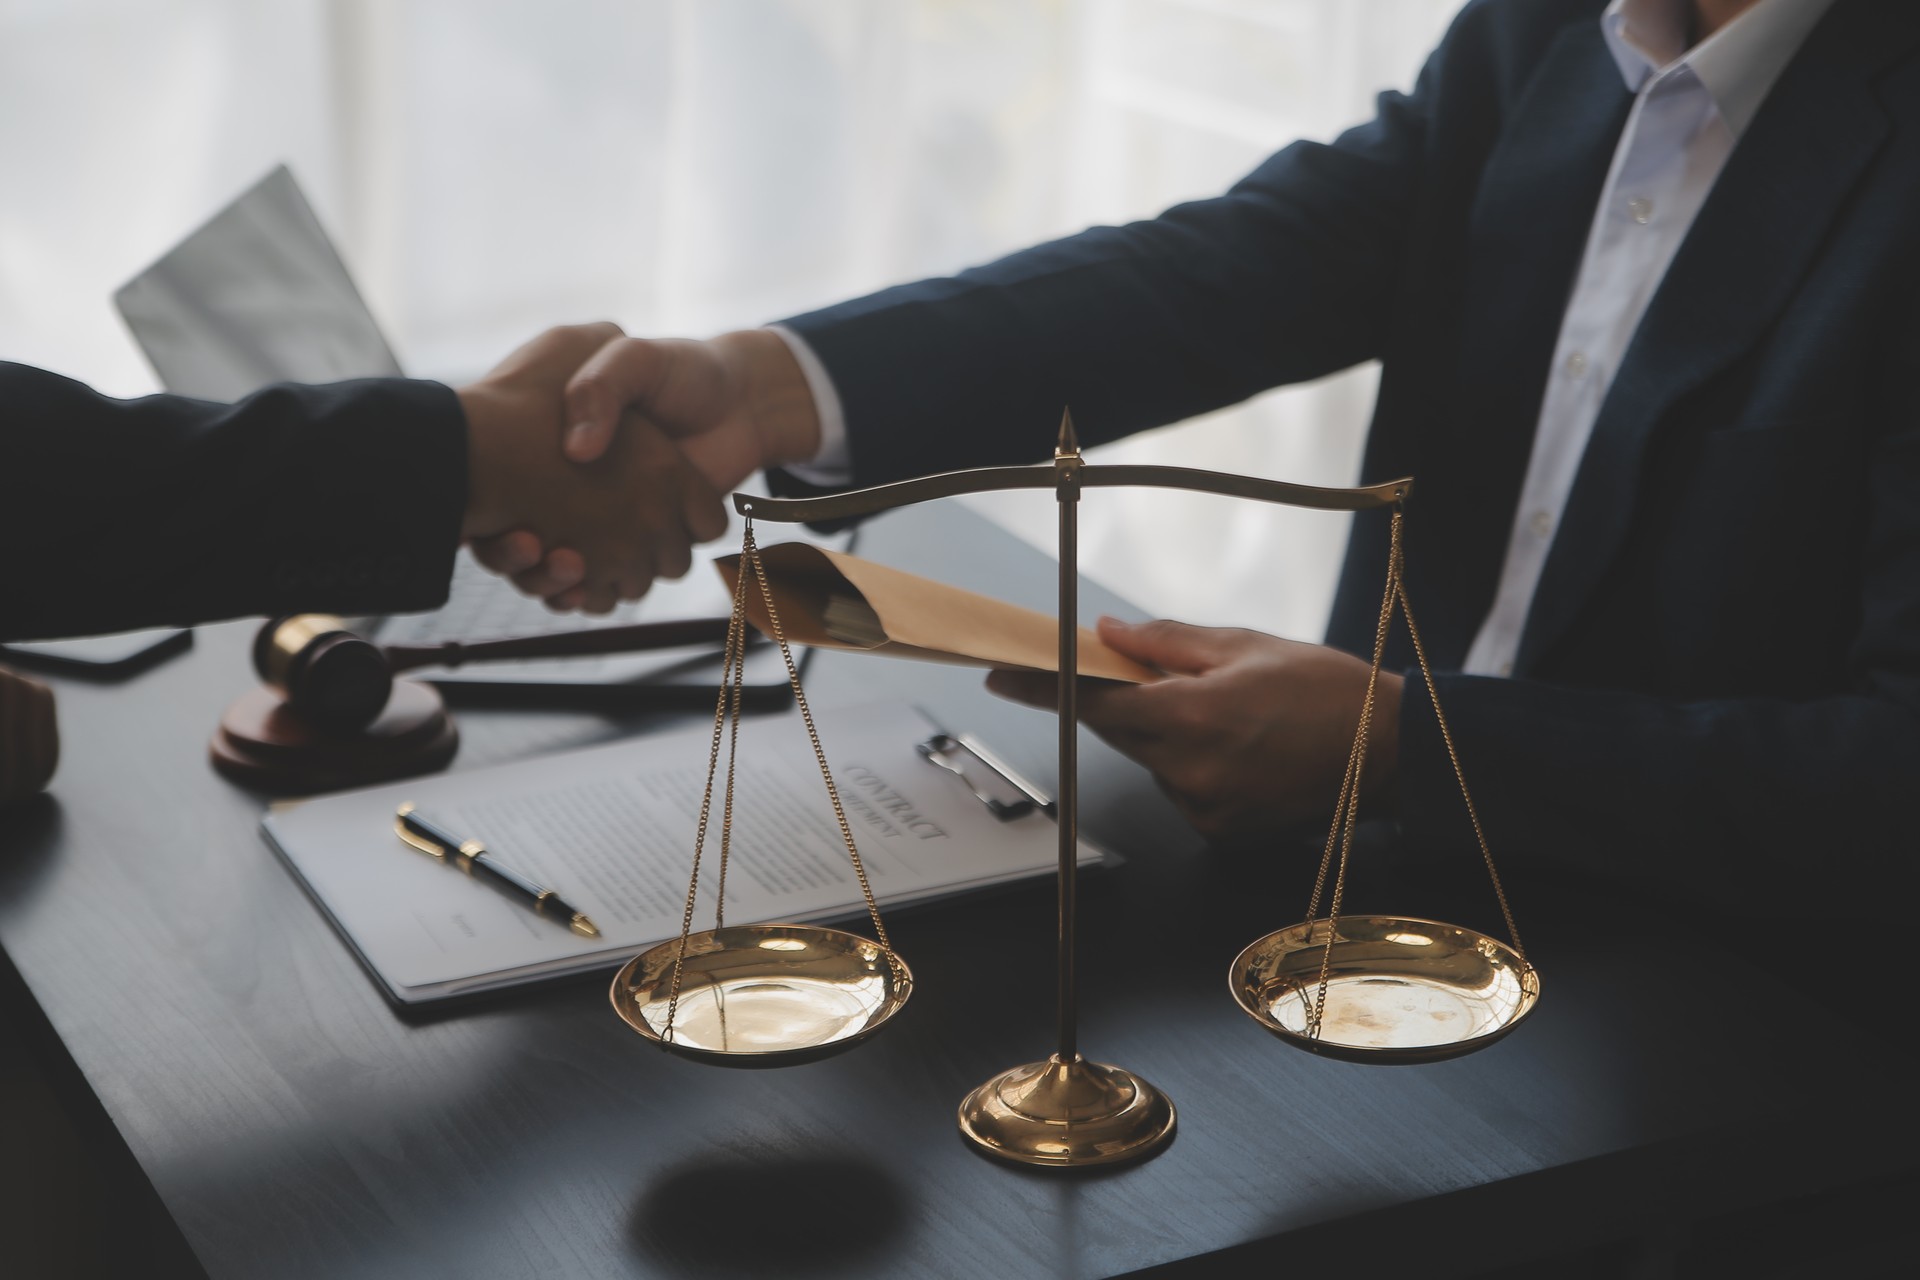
(705, 540, 1401, 843)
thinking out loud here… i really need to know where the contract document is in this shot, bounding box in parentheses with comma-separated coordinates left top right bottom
(263, 701, 1103, 1005)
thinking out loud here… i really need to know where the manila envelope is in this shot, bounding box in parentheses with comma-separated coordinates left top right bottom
(713, 543, 1157, 683)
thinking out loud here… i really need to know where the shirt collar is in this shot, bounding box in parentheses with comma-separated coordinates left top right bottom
(1601, 0, 1839, 136)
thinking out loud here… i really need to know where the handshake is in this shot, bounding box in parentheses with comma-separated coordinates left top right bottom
(452, 321, 825, 614)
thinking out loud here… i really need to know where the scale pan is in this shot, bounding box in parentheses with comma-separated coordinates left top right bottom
(1229, 915, 1538, 1064)
(610, 924, 913, 1067)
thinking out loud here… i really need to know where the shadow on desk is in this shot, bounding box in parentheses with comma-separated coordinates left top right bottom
(630, 1153, 910, 1277)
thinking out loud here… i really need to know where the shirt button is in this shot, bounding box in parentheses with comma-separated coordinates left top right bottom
(1563, 350, 1588, 379)
(1529, 509, 1554, 538)
(1627, 196, 1654, 224)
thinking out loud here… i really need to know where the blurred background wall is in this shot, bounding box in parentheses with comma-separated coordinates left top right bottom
(0, 0, 1460, 639)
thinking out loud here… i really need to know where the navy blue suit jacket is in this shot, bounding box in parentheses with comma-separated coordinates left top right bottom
(781, 0, 1920, 913)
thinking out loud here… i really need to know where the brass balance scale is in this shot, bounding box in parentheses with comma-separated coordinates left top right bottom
(609, 412, 1540, 1168)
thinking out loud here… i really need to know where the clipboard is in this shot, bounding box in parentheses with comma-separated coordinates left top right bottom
(260, 701, 1113, 1006)
(916, 732, 1054, 820)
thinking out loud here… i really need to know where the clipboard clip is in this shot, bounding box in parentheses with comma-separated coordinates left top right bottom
(916, 732, 1053, 821)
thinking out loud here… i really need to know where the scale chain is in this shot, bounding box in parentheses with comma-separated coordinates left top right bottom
(1304, 510, 1401, 931)
(662, 517, 904, 1046)
(1298, 507, 1533, 1037)
(714, 574, 748, 931)
(1393, 544, 1531, 974)
(1302, 509, 1403, 1034)
(661, 521, 759, 1044)
(739, 522, 900, 966)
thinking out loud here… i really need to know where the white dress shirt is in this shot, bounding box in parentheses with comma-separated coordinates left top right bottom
(1462, 0, 1835, 676)
(771, 0, 1835, 661)
(768, 321, 853, 485)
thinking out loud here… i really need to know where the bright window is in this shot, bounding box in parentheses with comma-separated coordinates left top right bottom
(1, 0, 1461, 637)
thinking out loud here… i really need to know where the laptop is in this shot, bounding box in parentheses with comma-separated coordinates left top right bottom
(114, 164, 844, 702)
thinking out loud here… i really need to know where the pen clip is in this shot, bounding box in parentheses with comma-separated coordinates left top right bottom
(916, 732, 1053, 821)
(394, 803, 448, 859)
(395, 802, 484, 871)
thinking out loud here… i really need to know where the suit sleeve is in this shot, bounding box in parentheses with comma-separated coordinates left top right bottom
(774, 27, 1453, 489)
(0, 363, 467, 642)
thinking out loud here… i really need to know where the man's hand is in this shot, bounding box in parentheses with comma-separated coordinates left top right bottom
(457, 323, 732, 614)
(0, 665, 58, 809)
(470, 328, 820, 612)
(561, 329, 820, 477)
(985, 617, 1402, 841)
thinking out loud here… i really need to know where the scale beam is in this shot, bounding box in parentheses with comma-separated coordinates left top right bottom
(733, 464, 1411, 524)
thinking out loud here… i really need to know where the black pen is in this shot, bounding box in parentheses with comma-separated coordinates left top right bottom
(394, 803, 600, 938)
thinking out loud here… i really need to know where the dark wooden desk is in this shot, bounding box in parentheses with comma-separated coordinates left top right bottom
(2, 502, 1914, 1279)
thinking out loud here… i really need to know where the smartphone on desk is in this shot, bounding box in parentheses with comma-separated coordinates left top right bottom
(1, 627, 194, 678)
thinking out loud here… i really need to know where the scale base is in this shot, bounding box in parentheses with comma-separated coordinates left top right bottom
(957, 1054, 1175, 1168)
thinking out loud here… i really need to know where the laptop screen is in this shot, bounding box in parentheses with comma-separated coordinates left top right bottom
(114, 163, 404, 402)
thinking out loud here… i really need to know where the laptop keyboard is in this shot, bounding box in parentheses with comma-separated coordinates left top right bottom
(375, 549, 724, 646)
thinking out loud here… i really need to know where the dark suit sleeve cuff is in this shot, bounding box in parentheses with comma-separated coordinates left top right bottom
(248, 377, 468, 619)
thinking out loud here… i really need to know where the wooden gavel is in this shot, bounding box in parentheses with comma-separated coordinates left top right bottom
(253, 612, 736, 733)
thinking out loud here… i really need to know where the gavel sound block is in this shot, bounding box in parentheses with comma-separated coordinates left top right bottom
(210, 613, 733, 795)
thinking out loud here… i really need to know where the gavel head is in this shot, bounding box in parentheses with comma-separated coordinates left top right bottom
(253, 614, 393, 733)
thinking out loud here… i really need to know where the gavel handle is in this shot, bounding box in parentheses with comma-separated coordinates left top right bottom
(381, 617, 737, 674)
